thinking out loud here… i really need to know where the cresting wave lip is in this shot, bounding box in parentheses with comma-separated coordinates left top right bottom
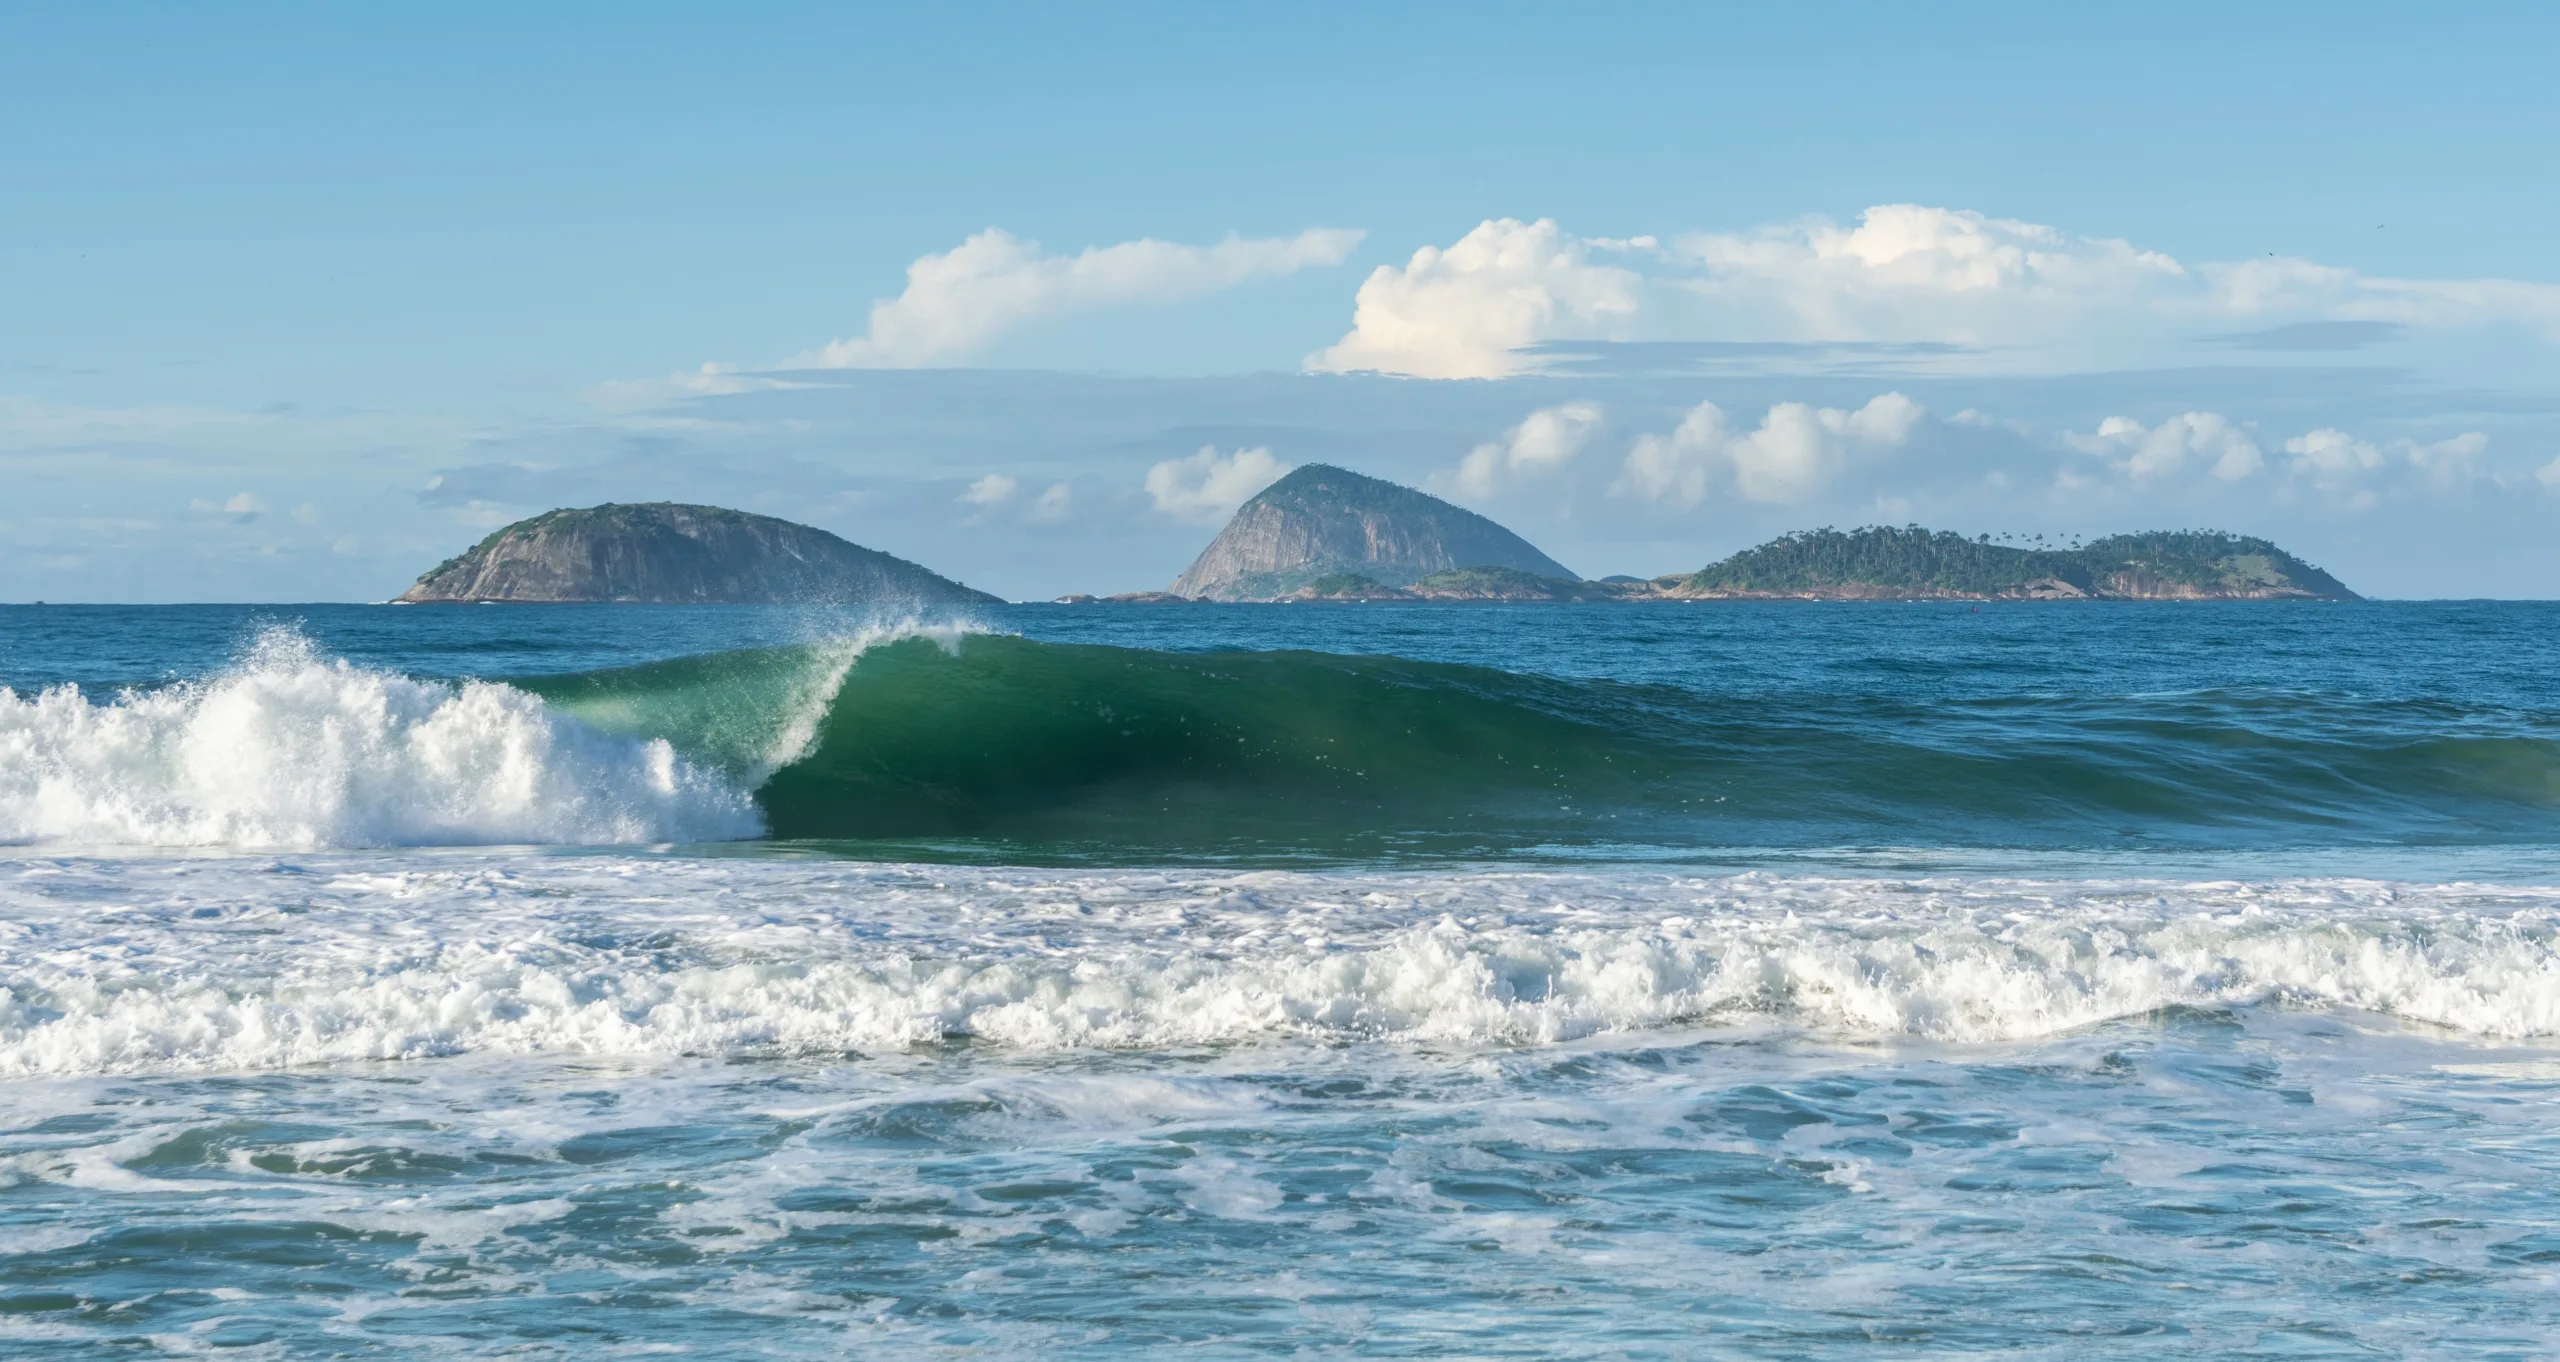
(2, 861, 2557, 1076)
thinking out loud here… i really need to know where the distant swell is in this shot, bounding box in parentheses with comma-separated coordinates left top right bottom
(0, 630, 761, 849)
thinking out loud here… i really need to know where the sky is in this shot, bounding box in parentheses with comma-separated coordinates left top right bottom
(4, 1, 2558, 601)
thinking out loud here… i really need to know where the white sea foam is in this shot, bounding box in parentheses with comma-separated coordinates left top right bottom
(2, 857, 2557, 1075)
(0, 630, 761, 849)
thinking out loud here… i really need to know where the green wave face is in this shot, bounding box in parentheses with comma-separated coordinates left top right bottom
(753, 635, 1674, 855)
(522, 633, 2560, 862)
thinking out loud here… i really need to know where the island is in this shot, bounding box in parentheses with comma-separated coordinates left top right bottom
(1166, 464, 1579, 600)
(1073, 462, 2356, 603)
(395, 502, 1002, 605)
(1657, 526, 2357, 601)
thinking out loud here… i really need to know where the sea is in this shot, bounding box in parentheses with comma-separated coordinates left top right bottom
(2, 599, 2558, 1357)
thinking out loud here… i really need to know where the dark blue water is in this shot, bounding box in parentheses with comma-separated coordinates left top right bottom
(4, 602, 2560, 1356)
(8, 599, 2555, 707)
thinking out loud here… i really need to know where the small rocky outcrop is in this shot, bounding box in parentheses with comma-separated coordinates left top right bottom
(1168, 465, 1578, 601)
(1286, 573, 1414, 601)
(396, 503, 1001, 605)
(1405, 566, 1626, 601)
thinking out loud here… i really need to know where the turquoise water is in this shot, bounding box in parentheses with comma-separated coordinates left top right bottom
(3, 602, 2558, 1355)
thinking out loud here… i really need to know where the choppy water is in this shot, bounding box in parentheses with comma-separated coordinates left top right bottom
(3, 601, 2558, 1355)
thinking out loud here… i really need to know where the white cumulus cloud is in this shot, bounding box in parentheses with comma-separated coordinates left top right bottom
(1614, 393, 1922, 507)
(1307, 220, 1644, 379)
(2403, 431, 2491, 488)
(1144, 446, 1291, 522)
(1438, 401, 1607, 500)
(808, 227, 1363, 369)
(2285, 428, 2492, 503)
(960, 473, 1019, 505)
(1308, 205, 2560, 379)
(2283, 428, 2387, 492)
(2067, 413, 2263, 483)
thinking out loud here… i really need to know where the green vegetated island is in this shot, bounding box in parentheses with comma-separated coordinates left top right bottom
(1068, 463, 2357, 603)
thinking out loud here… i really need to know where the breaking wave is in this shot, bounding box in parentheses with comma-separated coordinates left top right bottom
(3, 627, 2557, 855)
(0, 630, 761, 848)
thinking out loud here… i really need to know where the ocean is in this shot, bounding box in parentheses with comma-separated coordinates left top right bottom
(3, 600, 2558, 1356)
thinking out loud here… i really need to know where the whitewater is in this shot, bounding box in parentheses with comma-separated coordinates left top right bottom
(8, 858, 2560, 1076)
(4, 600, 2559, 1355)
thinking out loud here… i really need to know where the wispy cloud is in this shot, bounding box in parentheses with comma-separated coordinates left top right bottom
(586, 363, 805, 413)
(803, 227, 1364, 369)
(0, 394, 266, 446)
(597, 226, 1363, 410)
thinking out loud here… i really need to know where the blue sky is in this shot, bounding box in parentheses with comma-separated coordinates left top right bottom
(5, 1, 2558, 600)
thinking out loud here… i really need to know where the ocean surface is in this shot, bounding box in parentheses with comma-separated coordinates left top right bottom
(3, 600, 2558, 1356)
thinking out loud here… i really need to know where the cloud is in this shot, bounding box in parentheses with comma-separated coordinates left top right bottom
(960, 473, 1019, 505)
(188, 491, 266, 524)
(2286, 428, 2492, 503)
(2283, 428, 2385, 493)
(587, 363, 802, 413)
(2542, 455, 2560, 489)
(0, 394, 264, 445)
(1439, 401, 1606, 500)
(806, 227, 1363, 369)
(2205, 321, 2406, 352)
(1613, 393, 1922, 507)
(2067, 412, 2263, 483)
(1144, 446, 1291, 522)
(1308, 205, 2560, 378)
(1026, 482, 1072, 523)
(1614, 402, 1728, 509)
(1307, 220, 1645, 379)
(2403, 431, 2491, 488)
(1666, 205, 2199, 347)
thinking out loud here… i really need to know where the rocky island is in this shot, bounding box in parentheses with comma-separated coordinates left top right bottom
(396, 502, 1001, 605)
(1164, 464, 1582, 601)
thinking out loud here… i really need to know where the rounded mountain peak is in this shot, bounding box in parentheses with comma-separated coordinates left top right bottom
(396, 502, 1000, 605)
(1169, 464, 1576, 600)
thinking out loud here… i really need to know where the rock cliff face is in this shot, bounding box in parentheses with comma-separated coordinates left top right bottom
(1169, 465, 1577, 600)
(395, 503, 1001, 605)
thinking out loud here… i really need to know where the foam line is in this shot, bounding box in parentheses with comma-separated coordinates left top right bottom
(4, 860, 2555, 1074)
